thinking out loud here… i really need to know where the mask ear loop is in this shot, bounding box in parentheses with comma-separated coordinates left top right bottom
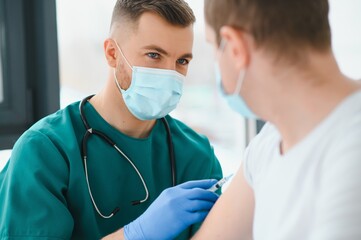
(114, 69, 124, 92)
(113, 40, 133, 92)
(114, 41, 133, 70)
(233, 69, 246, 96)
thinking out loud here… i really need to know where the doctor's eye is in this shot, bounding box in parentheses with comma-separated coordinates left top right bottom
(177, 58, 190, 66)
(147, 52, 161, 59)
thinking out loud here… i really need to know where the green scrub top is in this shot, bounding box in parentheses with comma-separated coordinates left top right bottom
(0, 101, 222, 239)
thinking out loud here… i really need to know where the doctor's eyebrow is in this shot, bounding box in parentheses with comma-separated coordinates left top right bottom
(142, 44, 193, 59)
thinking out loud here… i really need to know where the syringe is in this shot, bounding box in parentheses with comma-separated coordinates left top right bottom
(207, 174, 234, 192)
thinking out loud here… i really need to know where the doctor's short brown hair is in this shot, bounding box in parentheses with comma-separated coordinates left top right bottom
(111, 0, 196, 28)
(205, 0, 332, 60)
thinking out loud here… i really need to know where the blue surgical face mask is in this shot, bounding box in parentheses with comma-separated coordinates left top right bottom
(215, 40, 258, 119)
(114, 41, 185, 120)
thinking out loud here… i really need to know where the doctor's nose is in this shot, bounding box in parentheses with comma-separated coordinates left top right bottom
(163, 60, 177, 71)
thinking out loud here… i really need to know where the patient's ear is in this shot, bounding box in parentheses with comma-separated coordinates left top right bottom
(220, 26, 251, 70)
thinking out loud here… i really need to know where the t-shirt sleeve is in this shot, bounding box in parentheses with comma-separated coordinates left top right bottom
(242, 143, 254, 187)
(242, 122, 274, 188)
(310, 129, 361, 239)
(0, 130, 74, 239)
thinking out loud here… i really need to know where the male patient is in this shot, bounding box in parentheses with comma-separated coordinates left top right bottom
(193, 0, 361, 239)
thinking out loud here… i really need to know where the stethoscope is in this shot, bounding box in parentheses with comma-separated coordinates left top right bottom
(79, 95, 176, 219)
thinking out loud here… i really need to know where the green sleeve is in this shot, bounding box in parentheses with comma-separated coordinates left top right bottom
(0, 130, 74, 239)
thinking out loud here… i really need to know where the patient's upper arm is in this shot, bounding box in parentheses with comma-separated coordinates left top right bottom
(193, 165, 255, 240)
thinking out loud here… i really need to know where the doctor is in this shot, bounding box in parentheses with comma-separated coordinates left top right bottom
(0, 0, 222, 239)
(192, 0, 361, 239)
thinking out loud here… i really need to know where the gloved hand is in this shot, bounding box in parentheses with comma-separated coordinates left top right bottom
(124, 179, 219, 240)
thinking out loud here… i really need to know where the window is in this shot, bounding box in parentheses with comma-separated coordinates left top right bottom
(0, 0, 4, 103)
(0, 0, 60, 150)
(0, 64, 3, 104)
(0, 0, 28, 149)
(0, 48, 3, 104)
(0, 7, 3, 104)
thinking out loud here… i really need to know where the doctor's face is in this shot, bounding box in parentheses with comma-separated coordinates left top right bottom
(107, 12, 194, 90)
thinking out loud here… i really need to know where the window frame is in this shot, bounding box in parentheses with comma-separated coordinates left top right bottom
(0, 0, 60, 150)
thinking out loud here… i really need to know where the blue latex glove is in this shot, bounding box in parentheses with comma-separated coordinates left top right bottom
(124, 179, 219, 240)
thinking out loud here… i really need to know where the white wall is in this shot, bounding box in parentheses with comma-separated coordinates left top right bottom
(329, 0, 361, 79)
(0, 150, 11, 171)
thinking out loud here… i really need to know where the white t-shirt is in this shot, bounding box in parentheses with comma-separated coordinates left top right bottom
(243, 90, 361, 240)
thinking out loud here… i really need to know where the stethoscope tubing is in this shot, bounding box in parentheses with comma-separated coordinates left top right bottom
(79, 95, 175, 218)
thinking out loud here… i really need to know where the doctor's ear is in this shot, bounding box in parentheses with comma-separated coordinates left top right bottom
(104, 39, 118, 68)
(220, 26, 251, 69)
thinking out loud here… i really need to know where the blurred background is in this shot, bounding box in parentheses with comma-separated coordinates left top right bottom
(1, 0, 361, 175)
